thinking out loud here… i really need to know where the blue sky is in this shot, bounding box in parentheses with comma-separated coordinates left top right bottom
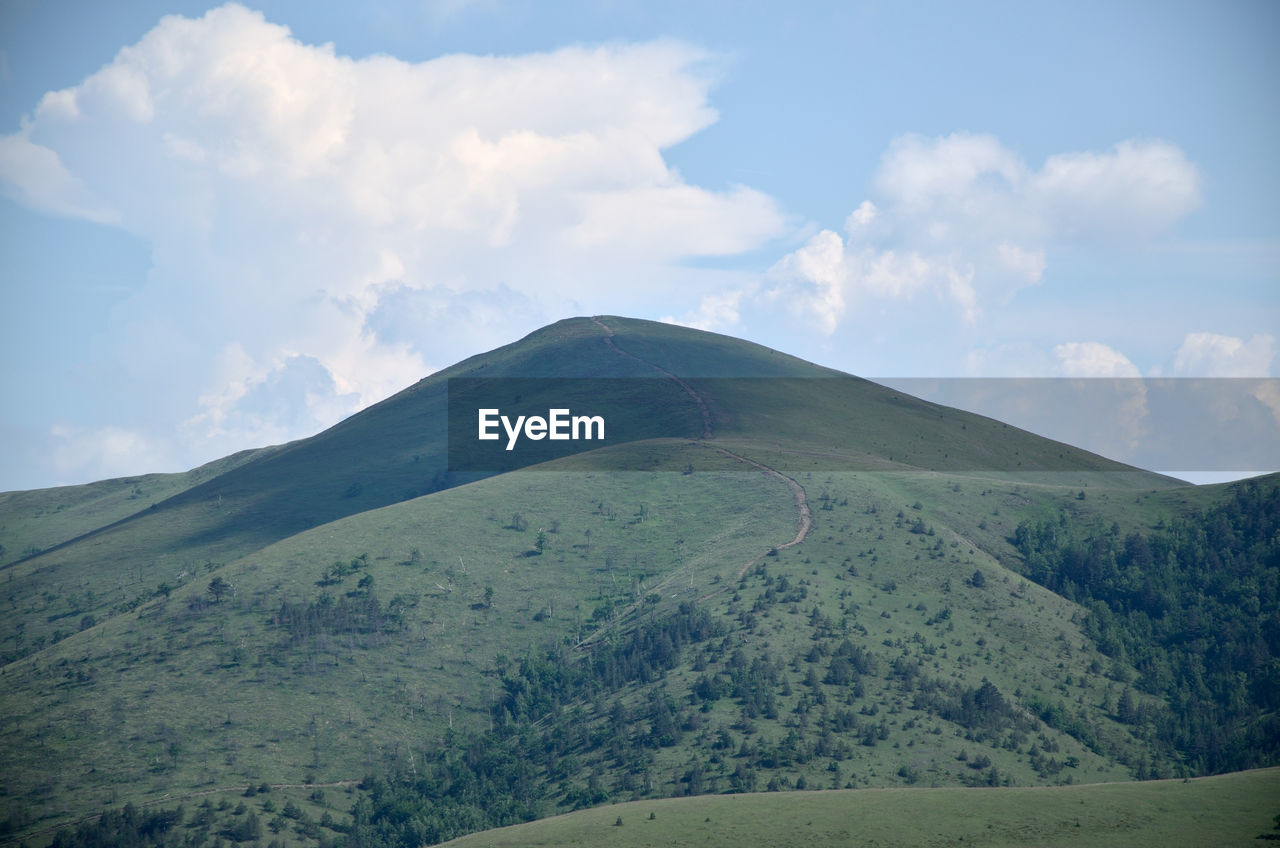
(1, 0, 1277, 489)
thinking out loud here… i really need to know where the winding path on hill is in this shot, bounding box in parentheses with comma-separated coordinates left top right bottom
(572, 317, 812, 646)
(589, 316, 712, 439)
(707, 445, 812, 580)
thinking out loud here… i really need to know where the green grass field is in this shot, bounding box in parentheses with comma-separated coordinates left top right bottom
(440, 768, 1280, 847)
(0, 456, 798, 819)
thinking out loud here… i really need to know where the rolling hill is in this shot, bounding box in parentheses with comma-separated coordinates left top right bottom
(0, 316, 1274, 847)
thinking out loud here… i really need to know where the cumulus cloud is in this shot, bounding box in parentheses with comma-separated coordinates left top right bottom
(1051, 341, 1149, 458)
(661, 288, 745, 333)
(763, 229, 849, 332)
(0, 134, 118, 223)
(1170, 332, 1279, 431)
(0, 4, 785, 482)
(1034, 141, 1202, 239)
(1172, 332, 1274, 377)
(49, 425, 170, 483)
(760, 132, 1200, 334)
(1053, 341, 1142, 378)
(894, 333, 1279, 471)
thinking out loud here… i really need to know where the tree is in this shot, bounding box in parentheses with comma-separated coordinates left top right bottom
(1117, 688, 1138, 724)
(208, 576, 230, 603)
(230, 810, 261, 842)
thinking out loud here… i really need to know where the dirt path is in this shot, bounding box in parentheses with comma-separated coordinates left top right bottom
(590, 316, 712, 439)
(708, 445, 812, 581)
(573, 318, 813, 644)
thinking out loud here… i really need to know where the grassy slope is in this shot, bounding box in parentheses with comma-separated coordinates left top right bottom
(1, 460, 1215, 837)
(0, 316, 1240, 845)
(0, 317, 771, 657)
(0, 449, 798, 821)
(440, 767, 1280, 848)
(599, 316, 1183, 479)
(0, 316, 1178, 660)
(0, 318, 686, 659)
(532, 467, 1158, 798)
(0, 447, 272, 568)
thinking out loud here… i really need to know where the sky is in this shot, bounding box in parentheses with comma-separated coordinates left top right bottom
(0, 0, 1277, 490)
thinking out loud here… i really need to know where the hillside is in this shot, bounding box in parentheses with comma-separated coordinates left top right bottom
(0, 317, 1175, 663)
(0, 316, 1273, 848)
(437, 768, 1280, 848)
(0, 447, 273, 569)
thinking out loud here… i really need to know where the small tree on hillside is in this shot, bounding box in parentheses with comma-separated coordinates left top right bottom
(208, 576, 230, 603)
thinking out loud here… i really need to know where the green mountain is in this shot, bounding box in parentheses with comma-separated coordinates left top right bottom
(0, 316, 1274, 848)
(0, 317, 1171, 662)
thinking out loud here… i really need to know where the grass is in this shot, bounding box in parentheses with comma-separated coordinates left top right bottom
(0, 455, 798, 822)
(439, 768, 1280, 848)
(6, 783, 353, 848)
(1, 451, 1189, 839)
(0, 317, 1178, 658)
(0, 315, 1264, 846)
(0, 446, 271, 567)
(2, 464, 1181, 824)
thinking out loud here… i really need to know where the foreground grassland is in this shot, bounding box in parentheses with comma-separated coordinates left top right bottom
(442, 768, 1280, 848)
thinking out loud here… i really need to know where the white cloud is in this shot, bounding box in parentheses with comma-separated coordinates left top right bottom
(764, 229, 848, 332)
(0, 134, 118, 223)
(962, 343, 1055, 378)
(661, 288, 745, 332)
(568, 184, 781, 259)
(50, 425, 171, 483)
(874, 132, 1025, 213)
(1033, 140, 1201, 239)
(1, 4, 785, 482)
(1171, 332, 1274, 377)
(994, 242, 1046, 284)
(759, 132, 1200, 335)
(1170, 332, 1279, 433)
(1253, 381, 1280, 430)
(1053, 341, 1141, 378)
(1051, 341, 1148, 459)
(845, 200, 877, 231)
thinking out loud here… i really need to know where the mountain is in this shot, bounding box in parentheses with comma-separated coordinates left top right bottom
(0, 316, 1274, 847)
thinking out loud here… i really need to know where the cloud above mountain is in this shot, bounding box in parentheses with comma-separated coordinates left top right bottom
(750, 132, 1201, 334)
(0, 3, 784, 480)
(0, 3, 1268, 488)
